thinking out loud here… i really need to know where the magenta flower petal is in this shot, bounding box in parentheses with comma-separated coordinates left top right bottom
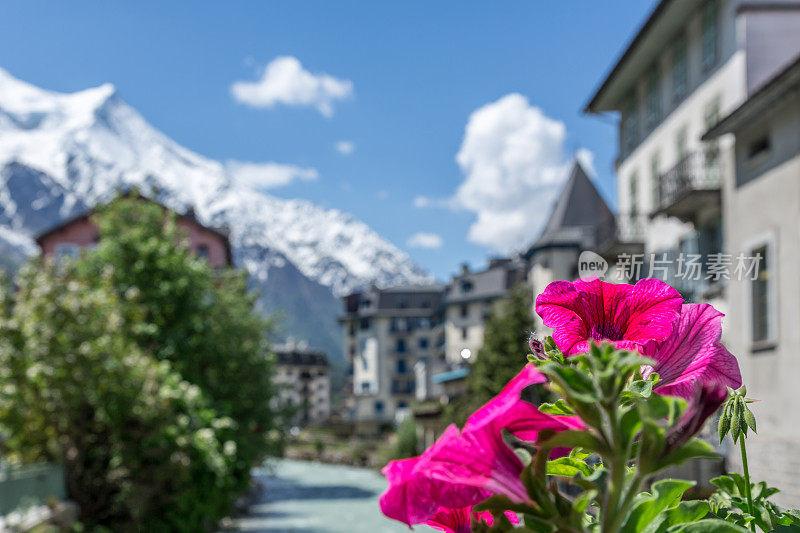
(423, 423, 530, 504)
(424, 506, 519, 533)
(535, 278, 683, 356)
(379, 366, 583, 527)
(379, 452, 487, 527)
(643, 304, 742, 400)
(463, 364, 546, 433)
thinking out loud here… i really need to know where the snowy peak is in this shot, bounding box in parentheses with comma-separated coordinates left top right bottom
(0, 67, 430, 296)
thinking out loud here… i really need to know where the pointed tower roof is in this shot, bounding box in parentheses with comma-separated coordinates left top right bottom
(527, 161, 614, 253)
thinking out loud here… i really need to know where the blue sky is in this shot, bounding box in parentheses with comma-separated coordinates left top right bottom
(0, 1, 656, 281)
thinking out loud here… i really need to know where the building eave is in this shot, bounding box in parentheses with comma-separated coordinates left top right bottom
(703, 53, 800, 139)
(585, 0, 692, 113)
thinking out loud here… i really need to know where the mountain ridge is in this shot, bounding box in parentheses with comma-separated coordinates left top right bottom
(0, 67, 432, 362)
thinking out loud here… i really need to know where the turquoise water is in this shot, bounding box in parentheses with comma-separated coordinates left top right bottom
(226, 459, 434, 532)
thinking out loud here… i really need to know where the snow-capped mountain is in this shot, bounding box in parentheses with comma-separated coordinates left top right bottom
(0, 67, 431, 361)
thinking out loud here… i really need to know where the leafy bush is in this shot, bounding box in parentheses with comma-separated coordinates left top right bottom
(0, 265, 237, 530)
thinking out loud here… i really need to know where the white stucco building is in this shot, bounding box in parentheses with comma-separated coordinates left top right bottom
(705, 54, 800, 505)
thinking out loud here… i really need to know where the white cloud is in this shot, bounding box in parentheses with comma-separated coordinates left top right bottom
(575, 148, 596, 177)
(407, 232, 444, 249)
(375, 190, 389, 200)
(226, 160, 319, 190)
(335, 140, 355, 155)
(452, 93, 592, 253)
(230, 56, 353, 117)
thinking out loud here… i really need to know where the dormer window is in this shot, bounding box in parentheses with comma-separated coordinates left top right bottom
(460, 280, 473, 293)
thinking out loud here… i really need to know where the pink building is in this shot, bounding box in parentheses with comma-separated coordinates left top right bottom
(36, 197, 232, 268)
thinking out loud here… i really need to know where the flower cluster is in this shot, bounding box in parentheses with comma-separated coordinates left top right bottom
(380, 278, 745, 532)
(535, 278, 741, 399)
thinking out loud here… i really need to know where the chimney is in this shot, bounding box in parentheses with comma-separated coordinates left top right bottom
(460, 262, 470, 275)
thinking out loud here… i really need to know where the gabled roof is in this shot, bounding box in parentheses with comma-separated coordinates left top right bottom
(526, 162, 614, 255)
(34, 190, 233, 265)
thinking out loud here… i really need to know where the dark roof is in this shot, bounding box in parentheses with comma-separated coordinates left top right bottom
(444, 258, 527, 304)
(526, 162, 614, 255)
(703, 53, 800, 139)
(274, 346, 329, 367)
(584, 0, 673, 112)
(34, 191, 233, 264)
(340, 284, 446, 319)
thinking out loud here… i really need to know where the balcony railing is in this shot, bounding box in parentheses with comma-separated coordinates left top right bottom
(657, 152, 721, 221)
(594, 213, 646, 251)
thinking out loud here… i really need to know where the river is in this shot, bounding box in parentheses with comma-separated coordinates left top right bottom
(224, 459, 435, 532)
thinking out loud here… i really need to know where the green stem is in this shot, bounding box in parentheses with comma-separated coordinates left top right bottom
(739, 437, 755, 523)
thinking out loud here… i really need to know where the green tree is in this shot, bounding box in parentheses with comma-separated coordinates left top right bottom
(75, 195, 281, 479)
(0, 264, 238, 530)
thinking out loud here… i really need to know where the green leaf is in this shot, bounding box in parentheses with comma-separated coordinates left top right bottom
(630, 379, 654, 398)
(538, 399, 575, 416)
(540, 363, 600, 404)
(622, 479, 696, 532)
(666, 519, 749, 532)
(657, 438, 718, 472)
(643, 500, 710, 533)
(546, 456, 593, 478)
(573, 489, 598, 514)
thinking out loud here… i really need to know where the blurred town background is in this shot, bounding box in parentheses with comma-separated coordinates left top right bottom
(1, 0, 800, 531)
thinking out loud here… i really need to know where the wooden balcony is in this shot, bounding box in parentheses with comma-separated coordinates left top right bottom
(655, 152, 721, 223)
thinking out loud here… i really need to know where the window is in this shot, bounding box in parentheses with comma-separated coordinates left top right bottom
(622, 95, 639, 152)
(397, 359, 407, 374)
(650, 152, 661, 210)
(751, 245, 771, 344)
(702, 1, 719, 71)
(374, 400, 384, 413)
(747, 136, 771, 162)
(359, 318, 370, 330)
(197, 244, 209, 259)
(629, 171, 639, 217)
(418, 337, 429, 349)
(461, 280, 474, 293)
(460, 304, 469, 318)
(361, 382, 371, 394)
(672, 35, 688, 102)
(461, 327, 468, 340)
(646, 68, 660, 127)
(396, 339, 406, 353)
(704, 99, 721, 183)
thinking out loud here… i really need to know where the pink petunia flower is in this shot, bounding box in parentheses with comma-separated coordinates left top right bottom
(642, 303, 742, 400)
(424, 506, 519, 533)
(379, 365, 582, 528)
(535, 278, 683, 356)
